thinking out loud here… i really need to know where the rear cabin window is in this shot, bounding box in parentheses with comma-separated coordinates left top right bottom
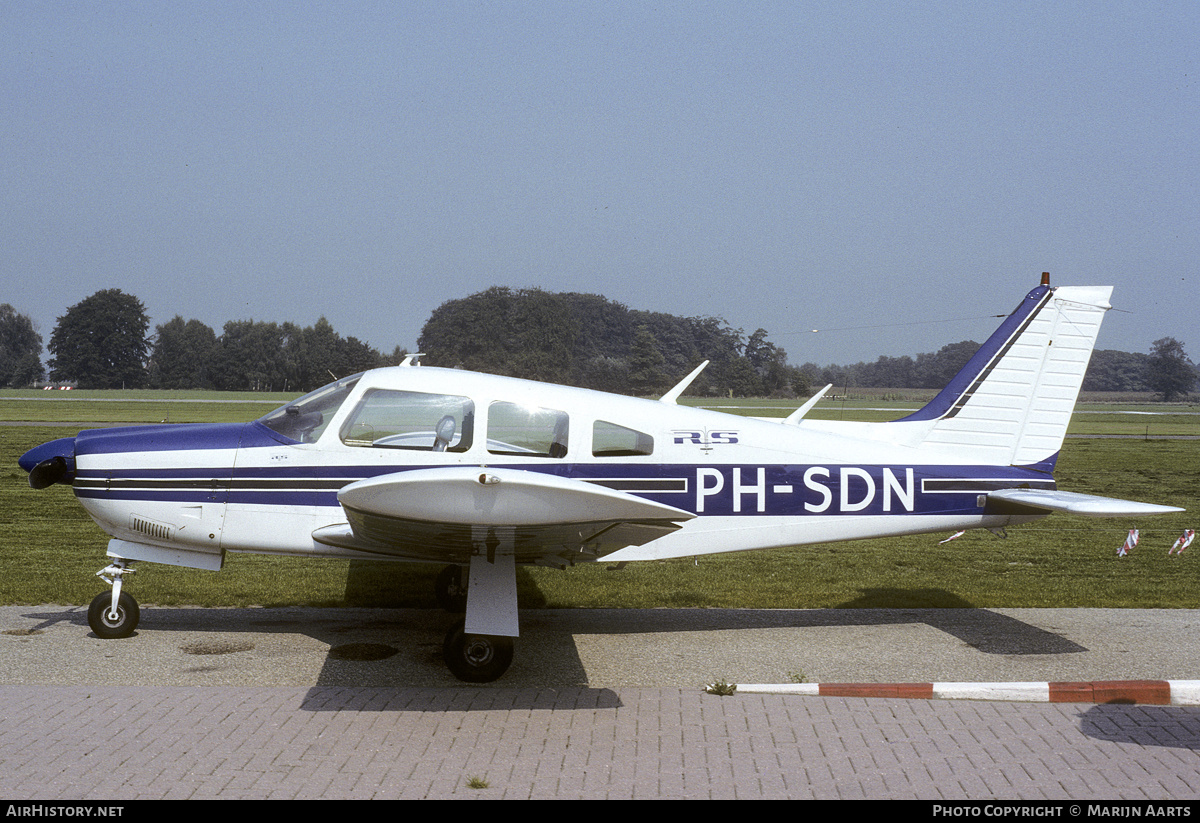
(486, 401, 569, 458)
(339, 389, 475, 452)
(592, 420, 654, 457)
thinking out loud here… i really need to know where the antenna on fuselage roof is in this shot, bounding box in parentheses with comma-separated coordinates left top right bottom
(399, 353, 425, 367)
(783, 383, 834, 424)
(659, 361, 709, 404)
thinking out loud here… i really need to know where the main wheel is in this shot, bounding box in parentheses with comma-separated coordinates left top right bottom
(435, 564, 468, 613)
(442, 620, 514, 683)
(87, 591, 140, 639)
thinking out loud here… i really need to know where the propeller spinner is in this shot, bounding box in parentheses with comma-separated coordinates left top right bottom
(19, 437, 76, 489)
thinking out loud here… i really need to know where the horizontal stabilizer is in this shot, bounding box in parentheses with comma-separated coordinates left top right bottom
(988, 488, 1184, 517)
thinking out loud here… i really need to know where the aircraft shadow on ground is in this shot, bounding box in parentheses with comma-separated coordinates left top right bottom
(1079, 704, 1200, 750)
(15, 593, 1086, 713)
(834, 588, 1087, 655)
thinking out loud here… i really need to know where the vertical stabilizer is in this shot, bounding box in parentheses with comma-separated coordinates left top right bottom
(901, 281, 1112, 467)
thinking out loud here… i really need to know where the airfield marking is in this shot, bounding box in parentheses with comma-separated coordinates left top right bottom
(738, 679, 1200, 704)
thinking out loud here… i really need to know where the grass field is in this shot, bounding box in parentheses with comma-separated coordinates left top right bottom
(0, 390, 1195, 610)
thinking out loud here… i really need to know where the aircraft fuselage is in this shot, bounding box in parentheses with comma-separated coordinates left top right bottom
(52, 367, 1052, 570)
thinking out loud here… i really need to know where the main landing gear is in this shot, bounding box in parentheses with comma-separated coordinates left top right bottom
(434, 563, 468, 612)
(442, 620, 514, 683)
(88, 559, 140, 638)
(435, 562, 516, 684)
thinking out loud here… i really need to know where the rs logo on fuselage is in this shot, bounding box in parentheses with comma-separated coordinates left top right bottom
(694, 466, 916, 515)
(674, 430, 739, 447)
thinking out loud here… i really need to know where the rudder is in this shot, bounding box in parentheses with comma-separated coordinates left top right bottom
(901, 279, 1112, 467)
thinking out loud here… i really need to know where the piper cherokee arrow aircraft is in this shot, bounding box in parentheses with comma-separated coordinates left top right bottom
(19, 275, 1183, 681)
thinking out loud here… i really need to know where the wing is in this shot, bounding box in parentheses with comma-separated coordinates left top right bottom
(987, 488, 1184, 517)
(312, 466, 694, 566)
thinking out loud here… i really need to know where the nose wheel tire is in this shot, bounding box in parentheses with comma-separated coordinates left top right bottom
(87, 591, 140, 639)
(443, 620, 513, 683)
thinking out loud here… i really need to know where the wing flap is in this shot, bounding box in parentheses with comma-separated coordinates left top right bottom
(313, 466, 693, 563)
(988, 488, 1184, 517)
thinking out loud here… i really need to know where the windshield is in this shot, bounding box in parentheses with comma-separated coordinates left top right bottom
(258, 373, 363, 443)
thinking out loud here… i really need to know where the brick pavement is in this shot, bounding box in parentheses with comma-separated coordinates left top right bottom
(2, 684, 1199, 800)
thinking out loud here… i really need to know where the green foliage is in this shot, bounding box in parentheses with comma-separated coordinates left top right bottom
(1083, 349, 1151, 392)
(628, 325, 668, 395)
(210, 319, 287, 391)
(417, 287, 580, 383)
(417, 287, 806, 397)
(804, 340, 983, 391)
(196, 317, 386, 393)
(0, 304, 42, 388)
(149, 316, 219, 389)
(1146, 337, 1197, 401)
(48, 289, 150, 389)
(800, 341, 1194, 399)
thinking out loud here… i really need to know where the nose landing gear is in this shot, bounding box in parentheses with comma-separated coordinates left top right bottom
(88, 559, 140, 639)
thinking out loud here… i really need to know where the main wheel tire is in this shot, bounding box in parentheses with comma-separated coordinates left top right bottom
(442, 620, 513, 683)
(435, 564, 468, 613)
(87, 591, 140, 639)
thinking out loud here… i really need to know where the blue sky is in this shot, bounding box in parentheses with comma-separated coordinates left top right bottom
(4, 2, 1196, 370)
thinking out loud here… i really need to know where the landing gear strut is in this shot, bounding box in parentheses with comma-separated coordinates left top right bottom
(88, 559, 140, 638)
(435, 564, 467, 612)
(436, 551, 519, 682)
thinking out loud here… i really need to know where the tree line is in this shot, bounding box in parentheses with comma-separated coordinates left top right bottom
(417, 286, 800, 397)
(4, 289, 400, 392)
(801, 339, 1197, 401)
(1, 287, 1196, 400)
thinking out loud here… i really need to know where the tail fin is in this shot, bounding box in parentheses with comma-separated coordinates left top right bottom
(901, 279, 1112, 467)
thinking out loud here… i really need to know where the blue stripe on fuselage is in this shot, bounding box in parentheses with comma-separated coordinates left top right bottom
(73, 460, 1054, 518)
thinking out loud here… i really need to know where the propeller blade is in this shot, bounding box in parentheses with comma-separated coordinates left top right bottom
(29, 456, 69, 489)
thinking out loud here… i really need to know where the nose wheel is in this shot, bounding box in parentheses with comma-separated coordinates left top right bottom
(88, 559, 140, 638)
(87, 591, 140, 638)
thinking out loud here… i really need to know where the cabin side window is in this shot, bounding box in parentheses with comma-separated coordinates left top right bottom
(592, 420, 654, 457)
(486, 401, 569, 458)
(339, 389, 475, 452)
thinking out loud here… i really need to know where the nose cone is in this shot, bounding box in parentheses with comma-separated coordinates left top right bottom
(18, 437, 77, 489)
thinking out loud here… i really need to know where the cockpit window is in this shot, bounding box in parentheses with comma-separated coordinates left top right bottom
(486, 401, 568, 458)
(340, 389, 475, 452)
(258, 373, 363, 443)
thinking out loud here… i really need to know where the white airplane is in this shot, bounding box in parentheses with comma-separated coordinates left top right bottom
(19, 276, 1183, 681)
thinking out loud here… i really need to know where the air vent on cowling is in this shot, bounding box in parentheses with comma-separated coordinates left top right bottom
(129, 515, 174, 542)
